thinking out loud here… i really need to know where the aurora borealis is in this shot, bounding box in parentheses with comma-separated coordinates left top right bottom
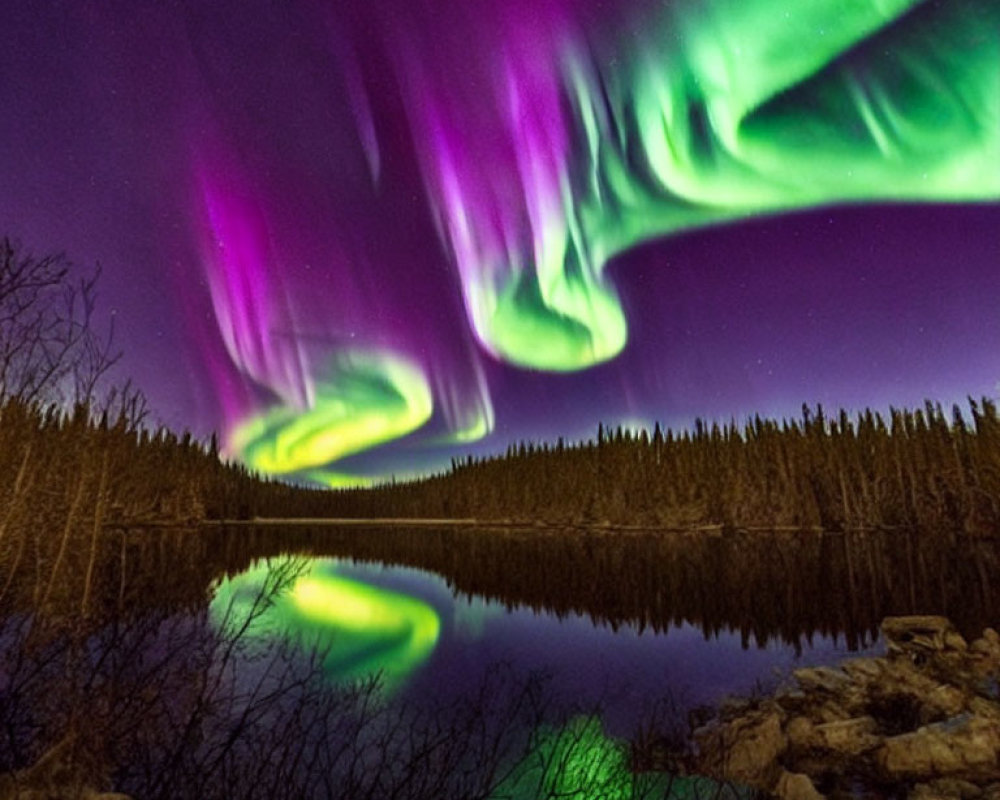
(420, 0, 1000, 373)
(2, 0, 998, 484)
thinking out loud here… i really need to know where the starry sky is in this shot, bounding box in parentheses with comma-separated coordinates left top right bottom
(2, 0, 998, 485)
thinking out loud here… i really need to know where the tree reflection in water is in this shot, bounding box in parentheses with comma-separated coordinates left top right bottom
(4, 523, 996, 797)
(203, 525, 1000, 649)
(0, 548, 753, 799)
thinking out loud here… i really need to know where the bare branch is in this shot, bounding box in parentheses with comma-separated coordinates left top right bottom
(0, 238, 130, 414)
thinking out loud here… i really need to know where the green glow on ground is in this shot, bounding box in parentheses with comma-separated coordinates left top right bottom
(492, 715, 741, 799)
(494, 716, 635, 800)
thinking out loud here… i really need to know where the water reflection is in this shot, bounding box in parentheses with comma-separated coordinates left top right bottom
(9, 522, 991, 798)
(13, 524, 995, 655)
(196, 526, 1000, 650)
(5, 582, 713, 799)
(210, 558, 440, 690)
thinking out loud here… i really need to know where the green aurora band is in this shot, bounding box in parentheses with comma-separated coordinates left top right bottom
(229, 350, 433, 484)
(210, 558, 441, 690)
(228, 0, 998, 484)
(470, 0, 1000, 370)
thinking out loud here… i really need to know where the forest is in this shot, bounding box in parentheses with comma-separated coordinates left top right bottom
(4, 395, 1000, 546)
(5, 391, 1000, 622)
(334, 400, 1000, 534)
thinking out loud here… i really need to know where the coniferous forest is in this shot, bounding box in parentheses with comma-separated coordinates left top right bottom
(333, 400, 1000, 533)
(4, 392, 1000, 622)
(4, 396, 1000, 538)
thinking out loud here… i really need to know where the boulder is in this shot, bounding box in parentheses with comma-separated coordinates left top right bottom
(882, 616, 961, 661)
(923, 684, 971, 721)
(793, 666, 852, 694)
(969, 631, 1000, 675)
(812, 716, 881, 757)
(969, 698, 1000, 722)
(840, 657, 883, 683)
(690, 617, 1000, 798)
(694, 707, 786, 786)
(773, 769, 825, 800)
(911, 777, 985, 799)
(786, 716, 817, 751)
(876, 714, 1000, 781)
(813, 700, 853, 723)
(793, 667, 869, 716)
(775, 687, 809, 709)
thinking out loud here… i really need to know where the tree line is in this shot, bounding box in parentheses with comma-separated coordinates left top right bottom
(5, 392, 1000, 552)
(5, 235, 1000, 623)
(332, 400, 1000, 535)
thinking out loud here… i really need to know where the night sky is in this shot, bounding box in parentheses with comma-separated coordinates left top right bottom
(2, 0, 998, 485)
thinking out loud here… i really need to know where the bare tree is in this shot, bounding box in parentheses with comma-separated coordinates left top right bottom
(0, 237, 147, 426)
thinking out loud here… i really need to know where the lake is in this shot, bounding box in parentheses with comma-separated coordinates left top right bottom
(3, 525, 999, 798)
(209, 553, 879, 739)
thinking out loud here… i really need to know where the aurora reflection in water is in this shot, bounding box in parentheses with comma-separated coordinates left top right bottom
(210, 558, 441, 691)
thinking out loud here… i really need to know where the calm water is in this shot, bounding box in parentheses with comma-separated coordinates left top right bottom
(210, 553, 878, 738)
(6, 527, 1000, 797)
(204, 524, 1000, 743)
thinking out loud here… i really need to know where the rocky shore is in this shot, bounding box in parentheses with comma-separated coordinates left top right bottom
(690, 616, 1000, 799)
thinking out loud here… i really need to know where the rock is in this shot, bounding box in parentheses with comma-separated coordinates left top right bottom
(793, 666, 852, 694)
(719, 696, 753, 716)
(840, 657, 883, 683)
(692, 618, 1000, 798)
(911, 782, 961, 799)
(912, 778, 985, 799)
(969, 697, 1000, 722)
(786, 716, 817, 751)
(970, 639, 1000, 660)
(882, 616, 960, 660)
(969, 633, 1000, 674)
(774, 687, 809, 714)
(813, 700, 853, 723)
(924, 684, 971, 722)
(794, 666, 873, 717)
(694, 709, 786, 786)
(886, 659, 942, 695)
(812, 716, 881, 757)
(981, 782, 1000, 800)
(773, 769, 825, 800)
(876, 714, 1000, 781)
(934, 778, 985, 798)
(866, 660, 941, 733)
